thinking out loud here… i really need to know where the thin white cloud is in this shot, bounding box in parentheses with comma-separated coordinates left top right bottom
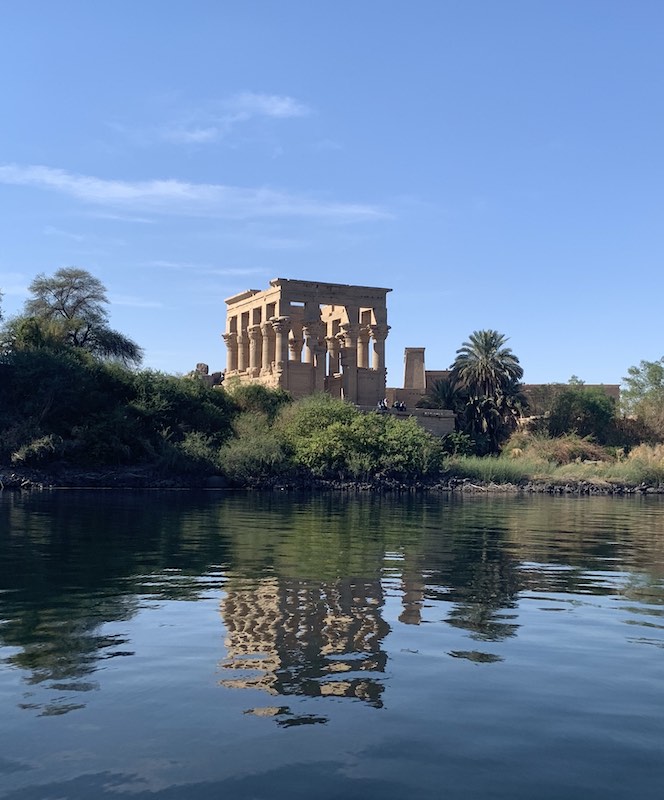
(254, 236, 310, 250)
(88, 211, 156, 224)
(159, 92, 310, 145)
(110, 294, 164, 308)
(0, 164, 389, 222)
(311, 138, 343, 152)
(43, 225, 86, 241)
(164, 127, 220, 144)
(229, 92, 309, 119)
(146, 260, 268, 276)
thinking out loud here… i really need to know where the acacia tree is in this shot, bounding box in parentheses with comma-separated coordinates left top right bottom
(22, 267, 142, 366)
(450, 330, 526, 453)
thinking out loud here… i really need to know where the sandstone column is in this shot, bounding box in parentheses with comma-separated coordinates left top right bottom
(289, 334, 304, 363)
(272, 316, 291, 368)
(370, 324, 390, 372)
(357, 326, 371, 369)
(303, 321, 324, 365)
(339, 323, 359, 403)
(222, 332, 238, 373)
(247, 324, 262, 376)
(303, 321, 326, 392)
(236, 332, 248, 373)
(326, 335, 340, 375)
(314, 341, 327, 393)
(260, 321, 273, 373)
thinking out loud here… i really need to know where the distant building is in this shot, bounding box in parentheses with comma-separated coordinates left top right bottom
(223, 278, 390, 406)
(386, 347, 620, 414)
(222, 278, 615, 436)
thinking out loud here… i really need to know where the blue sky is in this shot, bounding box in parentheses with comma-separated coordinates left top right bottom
(1, 1, 662, 386)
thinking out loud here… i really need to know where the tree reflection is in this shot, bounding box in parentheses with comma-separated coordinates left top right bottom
(2, 491, 664, 722)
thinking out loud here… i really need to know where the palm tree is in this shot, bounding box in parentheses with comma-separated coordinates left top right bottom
(417, 375, 467, 411)
(451, 330, 523, 399)
(450, 330, 526, 453)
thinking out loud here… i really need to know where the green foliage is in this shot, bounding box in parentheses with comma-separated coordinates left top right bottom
(279, 393, 357, 433)
(444, 330, 527, 454)
(378, 415, 444, 478)
(129, 370, 234, 445)
(154, 431, 222, 475)
(621, 358, 664, 441)
(419, 376, 465, 411)
(451, 330, 524, 398)
(0, 348, 234, 468)
(218, 412, 287, 484)
(441, 431, 475, 456)
(276, 395, 444, 481)
(226, 381, 291, 421)
(547, 386, 617, 443)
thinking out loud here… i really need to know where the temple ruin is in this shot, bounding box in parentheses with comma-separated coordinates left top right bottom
(223, 278, 391, 405)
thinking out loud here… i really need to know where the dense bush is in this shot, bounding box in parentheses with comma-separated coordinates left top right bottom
(276, 394, 444, 481)
(0, 349, 234, 469)
(218, 411, 287, 484)
(225, 381, 291, 421)
(547, 387, 617, 443)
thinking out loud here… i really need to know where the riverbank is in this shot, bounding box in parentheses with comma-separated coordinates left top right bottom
(2, 465, 663, 495)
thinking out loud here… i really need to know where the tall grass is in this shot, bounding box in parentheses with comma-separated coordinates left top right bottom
(447, 455, 553, 484)
(449, 443, 664, 487)
(502, 432, 608, 464)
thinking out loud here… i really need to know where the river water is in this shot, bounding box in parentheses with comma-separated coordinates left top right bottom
(0, 491, 662, 799)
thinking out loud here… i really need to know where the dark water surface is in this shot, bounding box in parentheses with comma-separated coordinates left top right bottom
(1, 491, 663, 799)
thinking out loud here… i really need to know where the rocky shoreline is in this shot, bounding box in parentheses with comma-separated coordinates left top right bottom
(1, 465, 663, 495)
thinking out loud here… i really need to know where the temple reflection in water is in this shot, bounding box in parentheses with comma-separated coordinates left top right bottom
(219, 575, 389, 710)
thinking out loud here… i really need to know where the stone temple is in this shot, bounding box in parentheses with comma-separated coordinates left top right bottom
(223, 278, 391, 406)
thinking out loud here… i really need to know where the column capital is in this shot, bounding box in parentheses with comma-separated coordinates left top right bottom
(247, 324, 262, 340)
(271, 315, 291, 334)
(370, 323, 390, 342)
(339, 322, 359, 345)
(222, 332, 238, 344)
(302, 320, 325, 337)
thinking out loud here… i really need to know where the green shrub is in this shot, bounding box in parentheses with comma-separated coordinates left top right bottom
(275, 396, 444, 481)
(379, 415, 444, 478)
(218, 412, 287, 483)
(547, 387, 617, 443)
(225, 382, 291, 421)
(441, 431, 475, 456)
(129, 370, 234, 445)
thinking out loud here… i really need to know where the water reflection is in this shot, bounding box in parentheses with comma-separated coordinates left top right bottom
(1, 491, 664, 721)
(220, 575, 389, 719)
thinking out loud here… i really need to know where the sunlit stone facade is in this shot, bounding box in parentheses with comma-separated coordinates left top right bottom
(223, 278, 391, 405)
